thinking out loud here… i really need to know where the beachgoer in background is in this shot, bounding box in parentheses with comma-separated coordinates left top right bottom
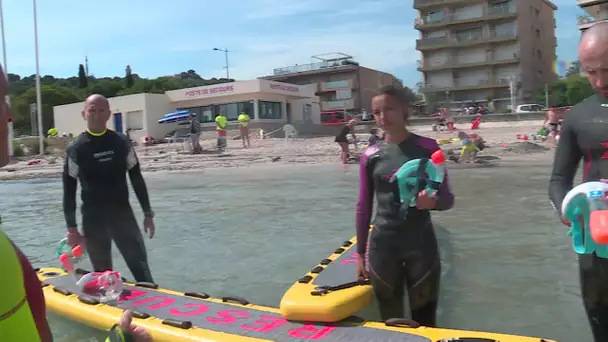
(361, 109, 371, 121)
(548, 22, 608, 342)
(215, 112, 227, 150)
(335, 119, 357, 164)
(442, 107, 454, 130)
(0, 66, 149, 341)
(543, 109, 560, 148)
(188, 113, 202, 154)
(368, 128, 381, 146)
(238, 110, 251, 148)
(63, 94, 156, 283)
(457, 131, 480, 163)
(47, 127, 58, 137)
(356, 85, 454, 325)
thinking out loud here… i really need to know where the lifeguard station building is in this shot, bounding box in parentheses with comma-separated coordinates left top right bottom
(53, 79, 320, 141)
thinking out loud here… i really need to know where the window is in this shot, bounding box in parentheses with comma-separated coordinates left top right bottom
(258, 101, 282, 119)
(126, 111, 144, 130)
(536, 29, 540, 38)
(426, 10, 444, 23)
(179, 101, 254, 123)
(455, 27, 482, 41)
(218, 102, 239, 121)
(237, 101, 254, 118)
(534, 8, 539, 18)
(537, 49, 542, 59)
(336, 89, 352, 100)
(324, 80, 349, 89)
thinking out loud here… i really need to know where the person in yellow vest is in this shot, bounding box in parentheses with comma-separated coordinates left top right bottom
(0, 63, 150, 342)
(215, 112, 228, 150)
(47, 127, 58, 137)
(237, 111, 251, 148)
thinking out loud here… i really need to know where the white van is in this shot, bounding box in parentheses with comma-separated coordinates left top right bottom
(516, 104, 546, 113)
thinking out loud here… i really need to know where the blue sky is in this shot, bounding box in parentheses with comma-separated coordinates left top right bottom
(0, 0, 585, 89)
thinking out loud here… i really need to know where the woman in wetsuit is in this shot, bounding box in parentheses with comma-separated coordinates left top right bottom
(355, 85, 455, 325)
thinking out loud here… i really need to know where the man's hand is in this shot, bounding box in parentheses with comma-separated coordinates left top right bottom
(66, 228, 85, 247)
(119, 310, 151, 342)
(415, 189, 437, 210)
(143, 217, 155, 239)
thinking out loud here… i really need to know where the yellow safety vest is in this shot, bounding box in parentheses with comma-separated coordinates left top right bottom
(0, 231, 41, 342)
(237, 113, 250, 127)
(215, 115, 227, 131)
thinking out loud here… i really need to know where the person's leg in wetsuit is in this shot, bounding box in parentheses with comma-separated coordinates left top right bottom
(83, 207, 153, 283)
(579, 254, 608, 340)
(109, 208, 153, 283)
(367, 226, 441, 325)
(82, 208, 114, 272)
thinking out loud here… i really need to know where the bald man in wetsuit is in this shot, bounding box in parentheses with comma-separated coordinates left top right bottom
(548, 22, 608, 342)
(63, 94, 156, 283)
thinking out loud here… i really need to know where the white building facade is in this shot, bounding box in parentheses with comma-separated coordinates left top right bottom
(53, 79, 320, 141)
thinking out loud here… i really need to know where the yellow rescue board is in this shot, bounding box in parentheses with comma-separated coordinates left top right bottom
(280, 235, 372, 322)
(38, 268, 556, 341)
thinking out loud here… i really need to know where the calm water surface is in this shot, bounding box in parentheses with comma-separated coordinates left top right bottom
(0, 163, 588, 341)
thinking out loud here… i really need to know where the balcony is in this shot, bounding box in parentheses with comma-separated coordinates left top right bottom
(578, 0, 608, 20)
(321, 99, 356, 111)
(419, 77, 511, 92)
(317, 79, 358, 93)
(417, 56, 519, 71)
(271, 60, 358, 77)
(414, 0, 481, 10)
(416, 30, 517, 51)
(414, 5, 516, 30)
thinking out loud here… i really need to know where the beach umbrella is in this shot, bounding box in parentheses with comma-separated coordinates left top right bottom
(158, 110, 192, 124)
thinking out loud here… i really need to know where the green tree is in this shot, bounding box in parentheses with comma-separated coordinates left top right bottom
(565, 60, 581, 78)
(535, 74, 593, 107)
(78, 64, 87, 88)
(12, 85, 81, 133)
(125, 65, 134, 88)
(564, 74, 593, 105)
(4, 68, 235, 133)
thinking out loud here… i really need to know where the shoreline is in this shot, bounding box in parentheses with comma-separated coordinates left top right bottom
(0, 120, 554, 181)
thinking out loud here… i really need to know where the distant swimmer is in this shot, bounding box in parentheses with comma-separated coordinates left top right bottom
(355, 85, 454, 325)
(63, 94, 156, 283)
(548, 22, 608, 342)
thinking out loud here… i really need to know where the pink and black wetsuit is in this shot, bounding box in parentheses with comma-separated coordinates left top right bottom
(355, 133, 454, 325)
(548, 94, 608, 341)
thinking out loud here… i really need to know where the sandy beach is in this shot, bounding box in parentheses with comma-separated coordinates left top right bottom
(0, 119, 554, 180)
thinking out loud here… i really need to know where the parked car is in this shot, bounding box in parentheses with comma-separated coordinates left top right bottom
(516, 104, 546, 113)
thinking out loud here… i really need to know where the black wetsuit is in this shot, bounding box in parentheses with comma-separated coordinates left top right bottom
(356, 134, 454, 325)
(63, 130, 154, 283)
(548, 94, 608, 341)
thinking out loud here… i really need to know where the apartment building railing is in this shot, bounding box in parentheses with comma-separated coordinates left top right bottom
(414, 3, 515, 26)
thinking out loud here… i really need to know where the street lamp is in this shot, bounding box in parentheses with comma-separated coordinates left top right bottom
(213, 48, 230, 79)
(33, 0, 44, 154)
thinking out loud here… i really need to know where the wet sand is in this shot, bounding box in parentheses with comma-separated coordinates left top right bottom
(0, 120, 554, 180)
